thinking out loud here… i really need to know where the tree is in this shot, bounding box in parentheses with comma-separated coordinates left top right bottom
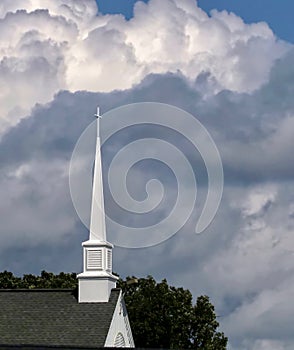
(0, 271, 22, 288)
(0, 271, 227, 348)
(190, 295, 228, 349)
(118, 275, 228, 349)
(0, 270, 77, 289)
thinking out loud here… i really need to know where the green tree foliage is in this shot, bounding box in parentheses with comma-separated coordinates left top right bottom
(0, 271, 22, 288)
(0, 270, 77, 289)
(118, 276, 228, 349)
(0, 271, 227, 348)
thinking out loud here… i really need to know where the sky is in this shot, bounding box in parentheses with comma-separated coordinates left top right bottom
(0, 0, 294, 349)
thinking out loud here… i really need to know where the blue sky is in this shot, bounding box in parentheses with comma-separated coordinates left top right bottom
(96, 0, 294, 43)
(0, 1, 294, 349)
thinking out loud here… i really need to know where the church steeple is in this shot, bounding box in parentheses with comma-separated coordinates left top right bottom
(77, 107, 118, 303)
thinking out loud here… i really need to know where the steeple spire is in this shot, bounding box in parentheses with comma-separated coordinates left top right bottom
(89, 107, 106, 241)
(77, 106, 118, 303)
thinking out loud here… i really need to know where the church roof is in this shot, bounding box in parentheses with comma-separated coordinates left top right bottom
(0, 288, 120, 348)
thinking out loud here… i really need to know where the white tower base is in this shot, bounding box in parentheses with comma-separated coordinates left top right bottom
(78, 273, 118, 303)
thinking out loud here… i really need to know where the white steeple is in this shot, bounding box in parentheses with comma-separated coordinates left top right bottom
(77, 107, 118, 303)
(89, 107, 106, 241)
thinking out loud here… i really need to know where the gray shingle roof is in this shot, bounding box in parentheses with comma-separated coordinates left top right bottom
(0, 288, 120, 347)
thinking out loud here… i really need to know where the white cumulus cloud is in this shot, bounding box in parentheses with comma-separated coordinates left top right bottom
(0, 0, 290, 133)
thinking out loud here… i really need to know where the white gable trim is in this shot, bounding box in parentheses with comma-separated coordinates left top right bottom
(104, 290, 135, 348)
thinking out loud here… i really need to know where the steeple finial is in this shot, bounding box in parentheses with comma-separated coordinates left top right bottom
(94, 106, 101, 137)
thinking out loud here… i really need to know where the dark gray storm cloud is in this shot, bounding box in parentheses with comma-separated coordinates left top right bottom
(0, 48, 294, 349)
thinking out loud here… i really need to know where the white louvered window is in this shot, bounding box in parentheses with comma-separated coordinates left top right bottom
(87, 249, 102, 269)
(106, 250, 112, 271)
(114, 333, 125, 347)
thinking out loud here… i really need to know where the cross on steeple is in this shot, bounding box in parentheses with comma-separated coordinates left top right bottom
(94, 107, 102, 137)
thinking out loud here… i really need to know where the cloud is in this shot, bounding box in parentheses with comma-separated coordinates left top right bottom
(0, 158, 76, 247)
(224, 276, 294, 348)
(1, 61, 294, 346)
(0, 0, 290, 133)
(240, 185, 277, 217)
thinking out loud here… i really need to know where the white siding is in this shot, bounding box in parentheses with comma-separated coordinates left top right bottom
(104, 290, 135, 348)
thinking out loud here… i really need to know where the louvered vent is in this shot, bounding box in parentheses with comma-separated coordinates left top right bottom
(87, 249, 102, 269)
(107, 250, 112, 271)
(114, 333, 125, 347)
